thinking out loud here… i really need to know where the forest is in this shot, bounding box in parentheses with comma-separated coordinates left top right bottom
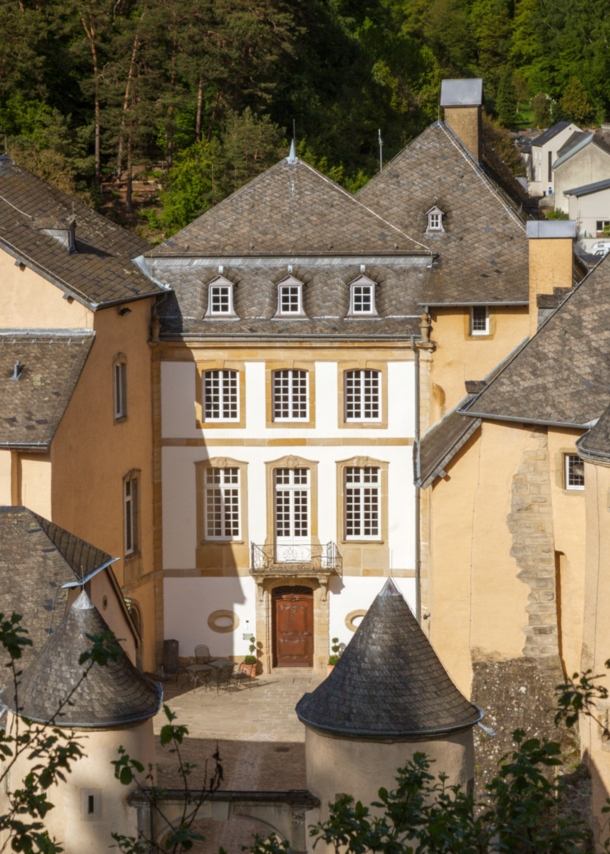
(1, 0, 607, 238)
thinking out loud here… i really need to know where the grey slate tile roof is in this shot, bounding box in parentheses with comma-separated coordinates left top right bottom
(148, 156, 430, 258)
(565, 177, 610, 197)
(357, 122, 534, 306)
(578, 403, 610, 460)
(296, 579, 482, 739)
(1, 589, 161, 727)
(0, 507, 112, 688)
(0, 330, 94, 448)
(531, 121, 572, 148)
(148, 258, 430, 339)
(463, 253, 610, 427)
(0, 156, 162, 307)
(417, 403, 481, 489)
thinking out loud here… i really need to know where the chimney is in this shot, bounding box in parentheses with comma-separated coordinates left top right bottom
(526, 220, 576, 335)
(440, 78, 483, 162)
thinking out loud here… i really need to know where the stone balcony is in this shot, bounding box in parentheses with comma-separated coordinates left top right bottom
(250, 542, 342, 580)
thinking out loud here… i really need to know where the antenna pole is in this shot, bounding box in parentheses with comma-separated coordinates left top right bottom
(378, 129, 383, 172)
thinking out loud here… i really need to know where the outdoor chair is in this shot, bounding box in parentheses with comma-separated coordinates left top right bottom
(215, 663, 236, 695)
(231, 662, 254, 690)
(194, 644, 211, 663)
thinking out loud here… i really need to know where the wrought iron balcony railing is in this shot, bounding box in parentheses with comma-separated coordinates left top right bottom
(250, 542, 342, 576)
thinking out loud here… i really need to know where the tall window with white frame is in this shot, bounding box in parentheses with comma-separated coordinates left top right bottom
(203, 370, 239, 421)
(114, 359, 127, 420)
(470, 306, 489, 336)
(273, 370, 308, 421)
(124, 472, 139, 557)
(205, 468, 240, 540)
(208, 282, 234, 316)
(345, 467, 380, 539)
(565, 454, 585, 490)
(345, 370, 381, 421)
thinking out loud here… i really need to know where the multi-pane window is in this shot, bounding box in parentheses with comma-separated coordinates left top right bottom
(273, 370, 308, 421)
(205, 468, 240, 539)
(114, 360, 127, 420)
(426, 207, 444, 231)
(275, 468, 309, 538)
(279, 285, 302, 315)
(124, 473, 139, 556)
(565, 454, 585, 490)
(203, 370, 239, 421)
(597, 220, 610, 233)
(209, 284, 232, 315)
(345, 467, 380, 539)
(351, 284, 374, 314)
(470, 306, 489, 335)
(345, 370, 381, 421)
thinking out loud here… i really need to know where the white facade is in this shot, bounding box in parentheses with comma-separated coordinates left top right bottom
(528, 123, 580, 198)
(160, 354, 417, 668)
(567, 185, 610, 251)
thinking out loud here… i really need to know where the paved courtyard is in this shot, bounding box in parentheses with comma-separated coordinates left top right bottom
(152, 672, 325, 853)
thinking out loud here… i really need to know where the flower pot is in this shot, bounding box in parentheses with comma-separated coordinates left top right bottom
(242, 663, 257, 678)
(327, 664, 335, 676)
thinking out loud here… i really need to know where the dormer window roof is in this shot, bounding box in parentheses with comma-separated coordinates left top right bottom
(347, 275, 378, 316)
(275, 275, 306, 318)
(426, 205, 445, 232)
(205, 275, 237, 318)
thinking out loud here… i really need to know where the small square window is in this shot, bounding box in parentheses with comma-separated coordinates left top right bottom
(348, 276, 377, 316)
(280, 286, 301, 313)
(565, 454, 584, 490)
(205, 276, 236, 318)
(470, 306, 489, 335)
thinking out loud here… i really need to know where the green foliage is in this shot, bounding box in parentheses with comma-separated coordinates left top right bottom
(545, 209, 569, 220)
(496, 68, 518, 127)
(560, 78, 595, 124)
(533, 92, 552, 128)
(245, 636, 257, 664)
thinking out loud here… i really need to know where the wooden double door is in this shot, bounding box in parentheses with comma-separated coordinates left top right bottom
(273, 586, 314, 667)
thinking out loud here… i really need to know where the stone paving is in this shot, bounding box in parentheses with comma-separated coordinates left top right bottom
(152, 672, 325, 854)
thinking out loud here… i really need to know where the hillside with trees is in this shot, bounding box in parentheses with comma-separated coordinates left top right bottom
(1, 0, 607, 237)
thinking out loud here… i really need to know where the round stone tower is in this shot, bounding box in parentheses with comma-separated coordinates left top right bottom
(296, 579, 482, 839)
(1, 590, 162, 854)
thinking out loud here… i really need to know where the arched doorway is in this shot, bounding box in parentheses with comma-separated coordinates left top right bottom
(272, 586, 313, 667)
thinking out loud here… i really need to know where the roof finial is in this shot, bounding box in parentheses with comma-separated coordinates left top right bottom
(287, 138, 297, 165)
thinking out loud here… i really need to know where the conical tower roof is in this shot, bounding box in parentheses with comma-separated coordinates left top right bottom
(1, 591, 162, 728)
(296, 579, 482, 739)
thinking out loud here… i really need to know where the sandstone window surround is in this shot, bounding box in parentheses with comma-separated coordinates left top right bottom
(205, 275, 238, 319)
(338, 362, 388, 429)
(123, 468, 141, 557)
(195, 360, 246, 428)
(113, 352, 128, 421)
(347, 275, 378, 317)
(264, 455, 319, 548)
(274, 275, 307, 318)
(195, 458, 249, 546)
(266, 361, 316, 427)
(470, 306, 489, 336)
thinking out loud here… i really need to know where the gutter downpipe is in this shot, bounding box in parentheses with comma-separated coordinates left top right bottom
(411, 334, 422, 624)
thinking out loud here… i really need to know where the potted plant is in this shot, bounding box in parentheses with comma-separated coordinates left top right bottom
(327, 637, 342, 675)
(243, 636, 257, 678)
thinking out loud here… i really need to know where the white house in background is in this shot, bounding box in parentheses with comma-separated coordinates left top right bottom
(564, 178, 610, 252)
(528, 120, 580, 197)
(141, 152, 430, 674)
(553, 131, 610, 213)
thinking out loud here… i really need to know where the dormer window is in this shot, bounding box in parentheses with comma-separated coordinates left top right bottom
(205, 275, 236, 318)
(275, 275, 306, 317)
(426, 206, 445, 232)
(348, 275, 378, 316)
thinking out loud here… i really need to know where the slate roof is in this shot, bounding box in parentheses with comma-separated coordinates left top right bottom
(463, 253, 610, 427)
(296, 579, 482, 739)
(565, 178, 610, 197)
(147, 156, 431, 258)
(0, 330, 94, 448)
(357, 122, 533, 306)
(0, 507, 113, 687)
(577, 402, 610, 461)
(531, 121, 572, 148)
(147, 258, 430, 339)
(1, 590, 161, 727)
(417, 404, 481, 489)
(553, 131, 610, 170)
(0, 155, 162, 307)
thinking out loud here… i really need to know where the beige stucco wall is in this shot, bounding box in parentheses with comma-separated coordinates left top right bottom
(555, 145, 610, 214)
(51, 298, 156, 672)
(428, 308, 528, 425)
(0, 450, 11, 504)
(0, 248, 92, 329)
(0, 716, 155, 854)
(305, 725, 474, 850)
(528, 237, 573, 335)
(580, 461, 610, 847)
(19, 453, 52, 517)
